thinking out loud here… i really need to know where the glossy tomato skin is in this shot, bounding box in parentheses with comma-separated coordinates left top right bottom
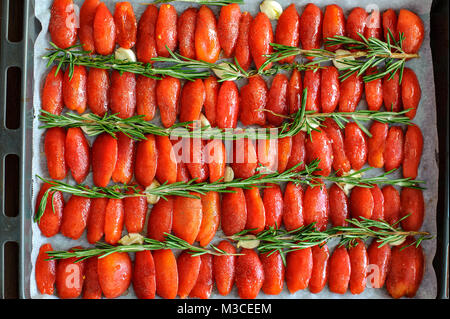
(401, 68, 421, 119)
(384, 126, 404, 172)
(189, 254, 214, 299)
(204, 76, 219, 127)
(83, 257, 102, 299)
(386, 238, 424, 298)
(285, 247, 313, 293)
(87, 198, 108, 244)
(235, 249, 264, 299)
(282, 182, 304, 231)
(213, 241, 236, 296)
(323, 4, 345, 51)
(135, 134, 157, 187)
(92, 133, 118, 187)
(286, 131, 306, 172)
(177, 252, 201, 299)
(87, 68, 110, 117)
(218, 3, 241, 58)
(239, 76, 267, 126)
(304, 183, 329, 231)
(305, 129, 333, 177)
(231, 139, 258, 179)
(155, 4, 177, 57)
(365, 8, 381, 39)
(153, 249, 178, 299)
(321, 66, 340, 113)
(179, 79, 205, 124)
(133, 251, 156, 299)
(244, 187, 266, 235)
(221, 188, 247, 236)
(147, 196, 174, 242)
(114, 2, 137, 49)
(155, 135, 177, 185)
(322, 118, 351, 176)
(36, 183, 64, 238)
(260, 250, 285, 295)
(367, 240, 391, 289)
(344, 122, 368, 171)
(403, 124, 423, 179)
(136, 76, 156, 121)
(329, 183, 349, 227)
(112, 132, 136, 185)
(63, 65, 87, 114)
(60, 194, 91, 240)
(110, 71, 136, 119)
(93, 3, 116, 56)
(299, 3, 323, 53)
(365, 67, 383, 111)
(382, 185, 401, 225)
(346, 7, 367, 42)
(205, 140, 226, 183)
(35, 243, 56, 295)
(44, 127, 67, 181)
(303, 69, 321, 112)
(350, 187, 374, 220)
(348, 240, 369, 295)
(156, 76, 181, 128)
(278, 136, 292, 173)
(104, 198, 124, 245)
(383, 72, 402, 112)
(266, 74, 289, 126)
(382, 9, 398, 42)
(136, 5, 158, 64)
(97, 252, 132, 299)
(123, 186, 147, 234)
(368, 121, 388, 169)
(371, 185, 385, 222)
(56, 249, 85, 299)
(49, 0, 77, 49)
(184, 138, 209, 183)
(400, 188, 424, 231)
(235, 12, 253, 71)
(288, 69, 303, 114)
(173, 195, 203, 245)
(178, 8, 197, 60)
(249, 12, 273, 70)
(275, 4, 300, 64)
(42, 66, 63, 115)
(328, 246, 351, 294)
(309, 244, 330, 294)
(338, 73, 363, 113)
(195, 6, 220, 63)
(396, 9, 424, 54)
(196, 192, 220, 247)
(216, 81, 239, 129)
(263, 183, 283, 229)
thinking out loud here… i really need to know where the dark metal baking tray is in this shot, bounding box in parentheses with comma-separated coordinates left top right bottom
(0, 0, 448, 299)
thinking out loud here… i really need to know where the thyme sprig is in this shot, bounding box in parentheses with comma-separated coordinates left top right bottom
(45, 217, 432, 265)
(34, 160, 424, 224)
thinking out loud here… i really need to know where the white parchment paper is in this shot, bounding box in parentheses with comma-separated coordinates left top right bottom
(30, 0, 438, 299)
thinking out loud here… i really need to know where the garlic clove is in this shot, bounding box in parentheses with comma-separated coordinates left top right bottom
(115, 47, 137, 63)
(224, 166, 234, 183)
(212, 62, 239, 81)
(118, 233, 145, 246)
(337, 169, 364, 196)
(260, 0, 283, 20)
(237, 235, 260, 249)
(332, 49, 355, 70)
(145, 180, 161, 205)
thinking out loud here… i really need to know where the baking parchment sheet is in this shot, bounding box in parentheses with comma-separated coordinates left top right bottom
(30, 0, 438, 299)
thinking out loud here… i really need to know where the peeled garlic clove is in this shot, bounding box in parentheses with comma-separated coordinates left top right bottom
(118, 233, 145, 246)
(145, 180, 161, 205)
(237, 235, 260, 249)
(337, 169, 364, 196)
(115, 47, 137, 62)
(199, 113, 211, 128)
(212, 62, 239, 81)
(80, 113, 97, 136)
(332, 49, 355, 70)
(224, 166, 234, 183)
(260, 0, 283, 20)
(389, 237, 406, 246)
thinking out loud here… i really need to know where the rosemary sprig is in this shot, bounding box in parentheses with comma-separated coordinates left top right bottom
(44, 43, 210, 81)
(46, 233, 237, 263)
(228, 216, 433, 263)
(45, 217, 432, 265)
(34, 160, 424, 223)
(150, 0, 243, 6)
